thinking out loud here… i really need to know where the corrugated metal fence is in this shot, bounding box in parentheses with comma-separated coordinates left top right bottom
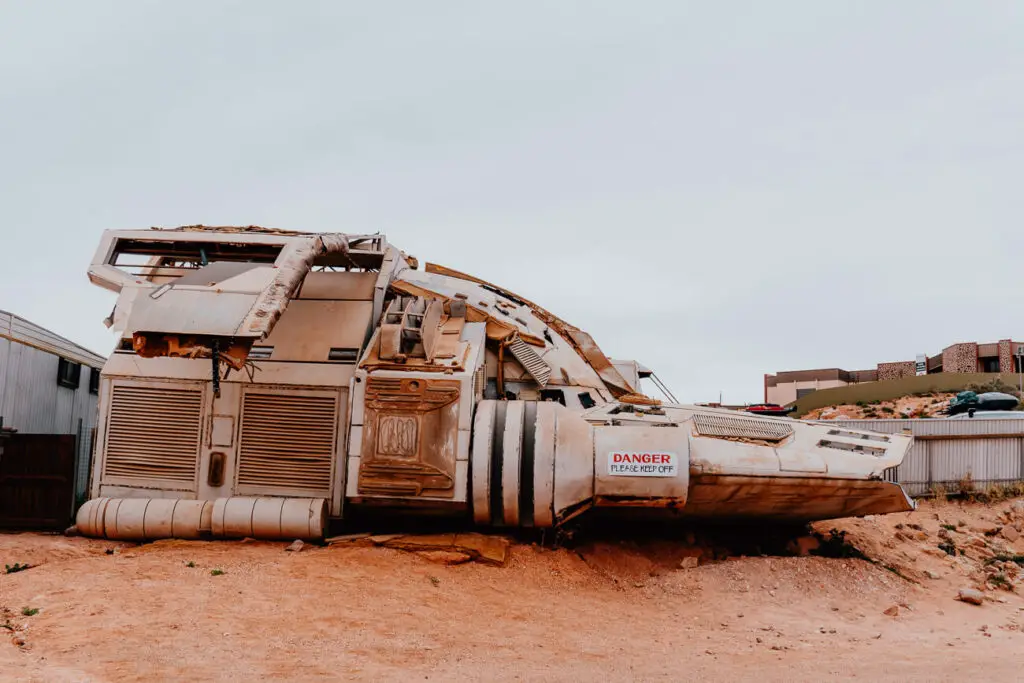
(820, 417, 1024, 496)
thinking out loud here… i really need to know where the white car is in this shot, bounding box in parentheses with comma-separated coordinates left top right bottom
(947, 410, 1024, 419)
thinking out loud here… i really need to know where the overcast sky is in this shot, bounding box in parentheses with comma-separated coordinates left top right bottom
(1, 2, 1022, 403)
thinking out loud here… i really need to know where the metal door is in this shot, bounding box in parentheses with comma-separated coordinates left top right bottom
(0, 434, 77, 530)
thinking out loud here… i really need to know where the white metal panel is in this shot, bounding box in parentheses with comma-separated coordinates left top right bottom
(0, 309, 106, 367)
(826, 418, 1024, 495)
(594, 424, 689, 502)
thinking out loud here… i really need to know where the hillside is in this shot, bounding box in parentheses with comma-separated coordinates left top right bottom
(803, 392, 956, 420)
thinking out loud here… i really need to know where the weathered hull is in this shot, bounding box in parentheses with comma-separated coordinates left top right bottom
(680, 475, 914, 521)
(76, 227, 916, 542)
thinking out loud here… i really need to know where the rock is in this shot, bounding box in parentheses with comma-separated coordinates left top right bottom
(924, 570, 942, 580)
(324, 533, 371, 544)
(285, 540, 305, 552)
(418, 550, 472, 565)
(453, 533, 511, 566)
(971, 525, 1000, 536)
(969, 537, 988, 548)
(63, 525, 79, 537)
(957, 588, 985, 605)
(883, 605, 900, 617)
(915, 531, 929, 541)
(383, 533, 510, 566)
(367, 534, 407, 545)
(1002, 526, 1020, 543)
(679, 557, 700, 569)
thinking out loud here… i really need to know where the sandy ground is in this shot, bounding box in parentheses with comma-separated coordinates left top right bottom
(3, 499, 1024, 682)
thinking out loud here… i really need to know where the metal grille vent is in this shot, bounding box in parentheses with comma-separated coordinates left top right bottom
(692, 413, 793, 442)
(508, 337, 551, 387)
(817, 439, 886, 457)
(238, 392, 337, 493)
(103, 385, 202, 483)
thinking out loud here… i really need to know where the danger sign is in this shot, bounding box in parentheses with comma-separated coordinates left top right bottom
(607, 451, 678, 477)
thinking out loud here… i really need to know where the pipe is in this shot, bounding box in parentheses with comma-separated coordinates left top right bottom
(76, 496, 327, 542)
(239, 233, 350, 338)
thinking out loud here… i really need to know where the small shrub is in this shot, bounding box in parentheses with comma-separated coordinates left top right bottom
(429, 575, 441, 586)
(989, 573, 1011, 589)
(4, 563, 30, 574)
(210, 569, 225, 576)
(938, 541, 957, 557)
(185, 561, 196, 568)
(815, 529, 867, 559)
(21, 607, 38, 617)
(881, 406, 895, 414)
(940, 523, 957, 532)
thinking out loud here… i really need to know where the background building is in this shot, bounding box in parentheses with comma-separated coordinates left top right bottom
(765, 338, 1022, 405)
(0, 309, 106, 528)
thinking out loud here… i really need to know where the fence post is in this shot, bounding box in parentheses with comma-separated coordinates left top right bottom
(926, 442, 933, 492)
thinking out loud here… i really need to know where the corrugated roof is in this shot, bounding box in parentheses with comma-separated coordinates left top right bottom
(0, 309, 106, 367)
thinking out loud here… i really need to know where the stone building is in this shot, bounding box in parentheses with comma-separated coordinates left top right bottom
(764, 339, 1022, 405)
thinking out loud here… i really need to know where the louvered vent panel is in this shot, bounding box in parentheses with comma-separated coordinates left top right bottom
(692, 412, 793, 442)
(238, 393, 337, 493)
(508, 337, 551, 387)
(103, 385, 202, 483)
(474, 364, 485, 402)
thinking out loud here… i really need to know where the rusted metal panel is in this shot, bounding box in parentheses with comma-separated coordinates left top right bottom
(358, 376, 461, 498)
(0, 433, 77, 530)
(681, 474, 914, 521)
(261, 300, 372, 362)
(561, 327, 635, 398)
(593, 424, 689, 504)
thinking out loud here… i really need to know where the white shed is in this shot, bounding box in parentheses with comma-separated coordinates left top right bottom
(0, 309, 107, 503)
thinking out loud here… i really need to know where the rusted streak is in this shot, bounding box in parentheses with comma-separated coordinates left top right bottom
(618, 393, 661, 406)
(594, 495, 683, 508)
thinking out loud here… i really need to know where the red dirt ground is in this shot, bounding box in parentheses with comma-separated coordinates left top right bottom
(3, 498, 1024, 682)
